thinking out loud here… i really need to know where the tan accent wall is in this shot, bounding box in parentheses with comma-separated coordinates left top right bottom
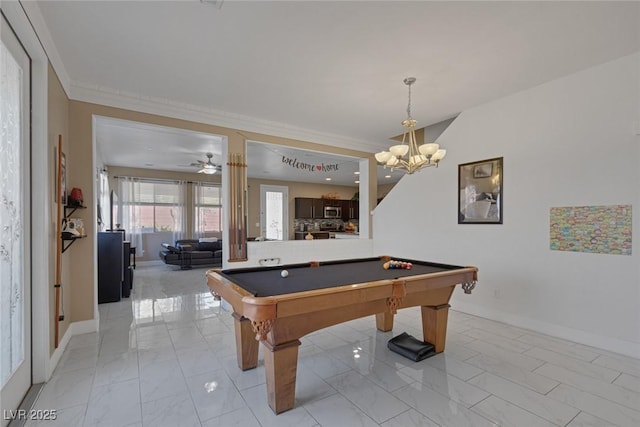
(64, 98, 374, 329)
(47, 64, 70, 354)
(377, 183, 397, 201)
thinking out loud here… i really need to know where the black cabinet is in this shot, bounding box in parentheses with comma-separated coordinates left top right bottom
(296, 197, 359, 220)
(122, 241, 132, 298)
(294, 198, 325, 219)
(98, 231, 124, 303)
(340, 200, 359, 220)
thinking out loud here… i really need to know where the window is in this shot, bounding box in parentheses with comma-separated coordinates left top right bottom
(195, 184, 222, 235)
(120, 180, 183, 233)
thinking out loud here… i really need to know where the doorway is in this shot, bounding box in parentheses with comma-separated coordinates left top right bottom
(260, 185, 289, 240)
(1, 13, 32, 426)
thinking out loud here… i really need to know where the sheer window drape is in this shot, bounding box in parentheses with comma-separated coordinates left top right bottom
(172, 180, 187, 242)
(118, 177, 144, 255)
(98, 169, 109, 231)
(194, 182, 222, 239)
(194, 181, 205, 239)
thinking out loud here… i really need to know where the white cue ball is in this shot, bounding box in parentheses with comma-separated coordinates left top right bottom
(281, 270, 289, 278)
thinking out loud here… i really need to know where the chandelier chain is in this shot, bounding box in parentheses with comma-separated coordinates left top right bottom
(406, 82, 412, 119)
(403, 77, 416, 120)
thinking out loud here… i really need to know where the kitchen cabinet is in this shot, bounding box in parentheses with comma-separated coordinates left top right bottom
(294, 198, 324, 219)
(340, 200, 359, 220)
(295, 197, 359, 220)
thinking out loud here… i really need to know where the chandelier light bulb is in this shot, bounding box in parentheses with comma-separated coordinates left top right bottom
(410, 155, 426, 166)
(375, 151, 392, 163)
(418, 143, 439, 156)
(386, 157, 399, 167)
(432, 149, 447, 162)
(389, 144, 409, 157)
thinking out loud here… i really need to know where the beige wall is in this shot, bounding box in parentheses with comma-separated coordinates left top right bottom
(247, 178, 358, 238)
(47, 64, 70, 354)
(61, 96, 373, 334)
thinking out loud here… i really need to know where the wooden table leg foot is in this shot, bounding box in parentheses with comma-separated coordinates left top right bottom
(263, 340, 301, 414)
(421, 304, 450, 353)
(375, 312, 394, 331)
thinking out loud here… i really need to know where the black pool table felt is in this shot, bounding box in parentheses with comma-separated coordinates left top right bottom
(219, 257, 465, 297)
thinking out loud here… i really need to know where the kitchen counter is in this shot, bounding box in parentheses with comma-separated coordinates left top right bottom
(294, 231, 330, 240)
(333, 232, 360, 239)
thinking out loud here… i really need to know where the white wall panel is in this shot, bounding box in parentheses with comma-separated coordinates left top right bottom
(373, 53, 640, 357)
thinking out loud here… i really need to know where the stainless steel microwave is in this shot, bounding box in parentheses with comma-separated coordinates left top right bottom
(324, 206, 341, 219)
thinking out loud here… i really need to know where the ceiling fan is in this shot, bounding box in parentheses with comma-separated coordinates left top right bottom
(190, 152, 222, 175)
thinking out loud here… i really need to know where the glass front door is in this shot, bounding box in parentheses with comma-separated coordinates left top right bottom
(260, 185, 289, 240)
(1, 14, 32, 425)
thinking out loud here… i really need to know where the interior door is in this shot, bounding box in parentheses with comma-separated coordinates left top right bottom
(260, 185, 289, 240)
(1, 14, 32, 425)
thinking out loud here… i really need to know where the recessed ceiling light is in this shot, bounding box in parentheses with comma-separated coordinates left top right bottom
(355, 180, 360, 184)
(354, 171, 360, 175)
(325, 177, 332, 181)
(385, 175, 391, 178)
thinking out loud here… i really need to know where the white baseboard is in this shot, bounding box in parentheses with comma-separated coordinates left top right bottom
(453, 301, 640, 359)
(46, 318, 99, 379)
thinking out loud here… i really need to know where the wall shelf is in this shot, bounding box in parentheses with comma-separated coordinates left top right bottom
(61, 205, 87, 253)
(61, 234, 86, 253)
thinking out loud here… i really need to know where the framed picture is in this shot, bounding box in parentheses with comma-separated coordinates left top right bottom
(458, 157, 503, 224)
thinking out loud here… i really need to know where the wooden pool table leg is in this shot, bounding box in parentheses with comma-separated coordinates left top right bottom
(421, 304, 450, 353)
(233, 313, 259, 370)
(263, 340, 301, 414)
(375, 312, 395, 331)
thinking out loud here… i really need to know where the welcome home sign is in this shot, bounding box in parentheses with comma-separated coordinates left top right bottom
(282, 155, 339, 173)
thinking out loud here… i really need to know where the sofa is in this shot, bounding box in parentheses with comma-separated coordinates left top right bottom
(159, 238, 222, 269)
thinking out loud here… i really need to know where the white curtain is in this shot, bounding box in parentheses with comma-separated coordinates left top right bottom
(98, 169, 109, 231)
(194, 181, 204, 239)
(0, 40, 25, 386)
(118, 177, 144, 255)
(172, 180, 187, 242)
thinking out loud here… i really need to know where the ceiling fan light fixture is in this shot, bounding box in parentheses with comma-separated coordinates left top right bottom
(194, 152, 220, 174)
(198, 167, 217, 175)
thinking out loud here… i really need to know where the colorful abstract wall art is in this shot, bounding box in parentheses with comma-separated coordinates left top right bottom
(550, 205, 632, 255)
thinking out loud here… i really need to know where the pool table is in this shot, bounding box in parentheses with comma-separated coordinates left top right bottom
(206, 256, 478, 414)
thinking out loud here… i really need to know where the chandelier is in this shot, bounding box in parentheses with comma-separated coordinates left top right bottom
(375, 77, 446, 174)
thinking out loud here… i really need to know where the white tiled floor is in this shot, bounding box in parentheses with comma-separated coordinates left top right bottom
(29, 262, 640, 426)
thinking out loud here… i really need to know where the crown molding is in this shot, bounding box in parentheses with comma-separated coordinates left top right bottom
(69, 81, 385, 154)
(19, 0, 386, 153)
(20, 0, 72, 95)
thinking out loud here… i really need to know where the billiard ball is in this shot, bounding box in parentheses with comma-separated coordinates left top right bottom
(281, 270, 289, 278)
